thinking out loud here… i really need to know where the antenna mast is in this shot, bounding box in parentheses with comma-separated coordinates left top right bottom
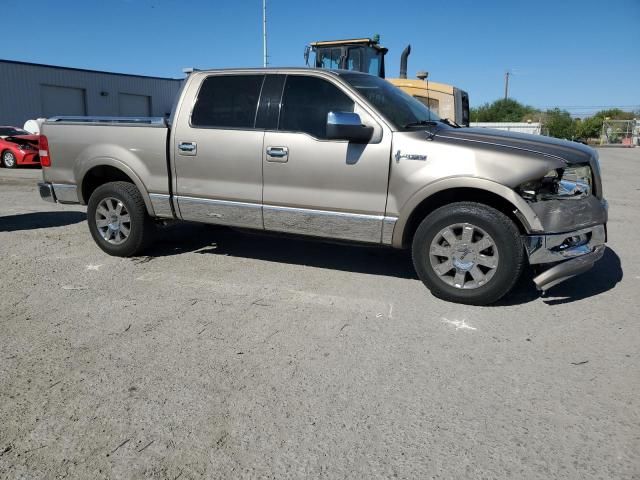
(263, 0, 268, 67)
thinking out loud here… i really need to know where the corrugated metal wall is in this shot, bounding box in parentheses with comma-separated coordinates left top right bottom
(0, 60, 182, 126)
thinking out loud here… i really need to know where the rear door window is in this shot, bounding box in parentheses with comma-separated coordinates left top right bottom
(278, 76, 354, 139)
(191, 75, 264, 129)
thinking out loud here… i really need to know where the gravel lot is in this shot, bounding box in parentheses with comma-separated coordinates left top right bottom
(0, 149, 638, 479)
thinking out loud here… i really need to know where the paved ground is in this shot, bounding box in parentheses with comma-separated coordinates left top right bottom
(0, 149, 638, 479)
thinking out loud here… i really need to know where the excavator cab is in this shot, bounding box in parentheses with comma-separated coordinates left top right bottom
(306, 38, 388, 78)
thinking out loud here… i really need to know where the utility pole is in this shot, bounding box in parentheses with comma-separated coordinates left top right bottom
(504, 71, 510, 100)
(262, 0, 268, 67)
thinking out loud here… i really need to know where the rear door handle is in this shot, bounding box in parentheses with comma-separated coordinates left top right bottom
(178, 141, 197, 156)
(266, 146, 289, 162)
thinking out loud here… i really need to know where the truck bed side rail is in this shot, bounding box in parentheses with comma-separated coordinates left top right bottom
(46, 116, 167, 127)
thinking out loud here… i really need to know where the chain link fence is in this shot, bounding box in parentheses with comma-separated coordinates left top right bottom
(600, 119, 639, 146)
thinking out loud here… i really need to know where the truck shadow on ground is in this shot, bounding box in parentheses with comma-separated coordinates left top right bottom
(148, 223, 419, 279)
(147, 223, 623, 306)
(0, 211, 86, 232)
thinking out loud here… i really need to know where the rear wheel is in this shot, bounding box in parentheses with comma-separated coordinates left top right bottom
(2, 150, 17, 168)
(412, 202, 525, 305)
(87, 181, 155, 256)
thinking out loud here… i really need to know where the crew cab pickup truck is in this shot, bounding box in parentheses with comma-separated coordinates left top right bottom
(38, 68, 607, 305)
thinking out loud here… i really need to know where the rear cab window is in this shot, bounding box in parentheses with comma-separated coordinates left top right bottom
(191, 75, 264, 129)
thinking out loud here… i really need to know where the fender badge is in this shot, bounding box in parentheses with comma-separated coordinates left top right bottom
(395, 150, 427, 162)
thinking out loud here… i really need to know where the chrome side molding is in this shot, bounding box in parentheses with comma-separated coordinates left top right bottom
(263, 204, 392, 244)
(174, 195, 396, 245)
(382, 216, 397, 245)
(149, 193, 174, 218)
(177, 196, 263, 230)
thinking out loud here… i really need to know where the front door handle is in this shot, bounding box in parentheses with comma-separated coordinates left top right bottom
(178, 141, 197, 156)
(266, 146, 289, 163)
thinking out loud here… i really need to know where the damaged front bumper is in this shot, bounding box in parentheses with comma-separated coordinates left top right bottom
(523, 224, 607, 291)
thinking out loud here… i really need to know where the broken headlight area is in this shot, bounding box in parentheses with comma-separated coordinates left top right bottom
(518, 165, 592, 202)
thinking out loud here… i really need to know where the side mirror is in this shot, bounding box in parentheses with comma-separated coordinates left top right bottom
(326, 111, 373, 143)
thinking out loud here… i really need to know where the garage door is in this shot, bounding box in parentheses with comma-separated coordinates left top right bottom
(41, 85, 86, 117)
(119, 93, 151, 117)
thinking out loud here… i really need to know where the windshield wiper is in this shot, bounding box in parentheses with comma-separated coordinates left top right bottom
(402, 120, 439, 129)
(439, 118, 461, 128)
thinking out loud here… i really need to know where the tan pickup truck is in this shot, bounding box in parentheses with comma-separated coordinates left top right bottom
(38, 68, 607, 305)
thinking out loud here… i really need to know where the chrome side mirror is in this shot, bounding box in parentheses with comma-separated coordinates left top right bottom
(326, 111, 374, 143)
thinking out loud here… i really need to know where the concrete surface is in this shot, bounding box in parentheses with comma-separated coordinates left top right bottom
(0, 149, 637, 479)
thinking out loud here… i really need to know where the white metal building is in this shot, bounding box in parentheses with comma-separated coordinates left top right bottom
(0, 60, 182, 127)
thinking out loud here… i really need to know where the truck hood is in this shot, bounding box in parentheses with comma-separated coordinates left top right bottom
(434, 127, 595, 165)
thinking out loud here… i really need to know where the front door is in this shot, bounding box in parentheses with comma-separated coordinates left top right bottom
(262, 73, 392, 243)
(173, 73, 265, 229)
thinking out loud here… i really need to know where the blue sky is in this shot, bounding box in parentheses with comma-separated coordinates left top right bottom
(2, 0, 639, 115)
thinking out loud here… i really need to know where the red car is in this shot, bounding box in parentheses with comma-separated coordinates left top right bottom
(0, 127, 40, 168)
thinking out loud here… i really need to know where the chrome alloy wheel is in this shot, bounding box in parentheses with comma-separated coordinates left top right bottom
(429, 223, 499, 289)
(3, 151, 16, 167)
(95, 197, 131, 245)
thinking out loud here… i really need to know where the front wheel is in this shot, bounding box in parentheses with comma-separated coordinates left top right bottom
(87, 181, 155, 257)
(2, 150, 17, 168)
(412, 202, 525, 305)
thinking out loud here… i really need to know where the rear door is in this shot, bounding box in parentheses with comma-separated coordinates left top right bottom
(261, 73, 392, 243)
(172, 73, 265, 229)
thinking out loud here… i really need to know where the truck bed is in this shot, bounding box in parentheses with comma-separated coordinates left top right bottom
(41, 116, 170, 204)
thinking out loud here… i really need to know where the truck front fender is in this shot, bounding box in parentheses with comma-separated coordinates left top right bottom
(392, 176, 544, 248)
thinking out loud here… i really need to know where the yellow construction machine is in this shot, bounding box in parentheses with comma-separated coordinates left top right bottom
(306, 37, 469, 126)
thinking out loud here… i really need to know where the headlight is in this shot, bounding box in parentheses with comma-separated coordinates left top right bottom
(518, 165, 592, 202)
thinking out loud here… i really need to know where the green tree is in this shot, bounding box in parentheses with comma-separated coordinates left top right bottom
(572, 109, 637, 140)
(470, 99, 538, 122)
(593, 109, 635, 120)
(574, 116, 602, 139)
(543, 108, 575, 139)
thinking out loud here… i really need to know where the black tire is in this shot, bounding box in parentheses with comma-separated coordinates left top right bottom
(411, 202, 525, 305)
(87, 181, 155, 257)
(2, 150, 17, 168)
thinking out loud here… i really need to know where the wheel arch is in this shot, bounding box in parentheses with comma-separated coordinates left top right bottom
(393, 178, 542, 248)
(77, 159, 155, 216)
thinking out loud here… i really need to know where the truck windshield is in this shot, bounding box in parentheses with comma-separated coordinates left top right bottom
(341, 73, 440, 130)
